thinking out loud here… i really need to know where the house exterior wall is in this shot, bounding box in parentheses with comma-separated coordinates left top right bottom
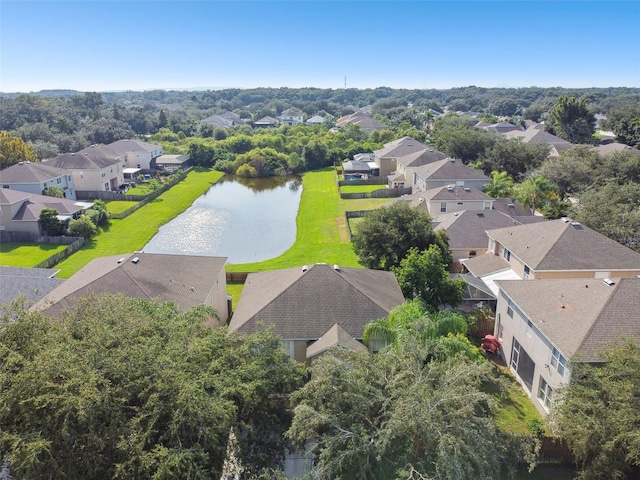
(3, 174, 76, 200)
(451, 247, 486, 266)
(376, 157, 396, 179)
(70, 165, 124, 192)
(203, 266, 230, 326)
(0, 202, 41, 235)
(495, 288, 569, 416)
(123, 147, 163, 170)
(416, 177, 489, 192)
(426, 199, 490, 216)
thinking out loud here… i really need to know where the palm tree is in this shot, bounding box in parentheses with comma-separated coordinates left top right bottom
(484, 170, 514, 198)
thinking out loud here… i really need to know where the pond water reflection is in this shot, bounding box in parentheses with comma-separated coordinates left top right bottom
(143, 175, 302, 264)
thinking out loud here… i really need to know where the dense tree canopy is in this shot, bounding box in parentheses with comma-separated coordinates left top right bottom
(392, 245, 466, 310)
(0, 294, 306, 479)
(0, 130, 38, 168)
(352, 202, 449, 270)
(553, 339, 640, 480)
(287, 343, 536, 480)
(480, 138, 549, 178)
(546, 95, 596, 144)
(602, 103, 640, 148)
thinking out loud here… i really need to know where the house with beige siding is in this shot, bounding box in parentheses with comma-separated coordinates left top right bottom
(46, 151, 124, 193)
(463, 217, 640, 296)
(494, 277, 640, 415)
(228, 263, 405, 365)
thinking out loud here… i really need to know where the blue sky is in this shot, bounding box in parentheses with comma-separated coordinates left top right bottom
(1, 1, 638, 92)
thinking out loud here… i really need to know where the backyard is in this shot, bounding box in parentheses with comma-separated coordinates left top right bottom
(0, 243, 67, 267)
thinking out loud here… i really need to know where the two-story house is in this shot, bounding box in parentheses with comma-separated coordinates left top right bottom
(494, 276, 640, 415)
(96, 139, 163, 171)
(412, 158, 490, 192)
(387, 148, 449, 189)
(279, 108, 304, 126)
(0, 161, 76, 199)
(45, 151, 124, 193)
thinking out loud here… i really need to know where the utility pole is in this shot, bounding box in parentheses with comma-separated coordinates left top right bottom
(344, 76, 347, 89)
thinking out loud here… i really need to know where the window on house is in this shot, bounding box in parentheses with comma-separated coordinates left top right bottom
(538, 377, 553, 410)
(496, 313, 503, 340)
(280, 340, 295, 360)
(524, 265, 530, 279)
(440, 202, 447, 212)
(457, 202, 464, 205)
(469, 250, 477, 256)
(550, 347, 566, 377)
(57, 178, 61, 184)
(504, 249, 511, 261)
(507, 304, 513, 318)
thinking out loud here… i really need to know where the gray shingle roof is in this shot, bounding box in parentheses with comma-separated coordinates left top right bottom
(412, 158, 490, 182)
(106, 139, 161, 154)
(497, 277, 640, 361)
(0, 266, 65, 304)
(423, 185, 491, 201)
(46, 151, 121, 169)
(228, 264, 404, 340)
(0, 189, 90, 221)
(462, 253, 511, 277)
(34, 253, 227, 316)
(433, 209, 544, 250)
(374, 136, 429, 158)
(487, 218, 640, 271)
(0, 161, 69, 183)
(394, 148, 449, 168)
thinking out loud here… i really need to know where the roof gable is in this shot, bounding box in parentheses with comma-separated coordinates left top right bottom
(229, 264, 404, 339)
(1, 161, 69, 183)
(413, 158, 490, 182)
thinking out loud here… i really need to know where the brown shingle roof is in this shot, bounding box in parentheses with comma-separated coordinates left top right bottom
(394, 148, 449, 168)
(487, 218, 640, 271)
(34, 253, 227, 316)
(306, 323, 368, 358)
(46, 151, 121, 169)
(413, 158, 490, 182)
(497, 277, 640, 361)
(228, 264, 404, 339)
(462, 253, 511, 277)
(374, 136, 429, 158)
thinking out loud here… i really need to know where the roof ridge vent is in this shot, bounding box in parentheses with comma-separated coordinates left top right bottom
(560, 217, 570, 223)
(333, 264, 340, 271)
(302, 265, 308, 272)
(602, 278, 615, 286)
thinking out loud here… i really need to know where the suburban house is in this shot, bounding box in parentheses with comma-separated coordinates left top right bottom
(0, 188, 93, 236)
(228, 263, 405, 364)
(155, 154, 191, 172)
(201, 114, 235, 128)
(45, 151, 124, 193)
(432, 208, 545, 267)
(0, 266, 65, 305)
(0, 161, 77, 199)
(494, 276, 640, 415)
(462, 217, 640, 296)
(370, 136, 431, 180)
(412, 158, 490, 192)
(342, 154, 379, 178)
(504, 127, 573, 158)
(387, 148, 450, 189)
(306, 115, 326, 125)
(595, 141, 640, 156)
(481, 122, 523, 134)
(101, 139, 163, 171)
(396, 185, 494, 216)
(279, 108, 304, 126)
(334, 109, 388, 135)
(32, 253, 230, 325)
(254, 116, 279, 128)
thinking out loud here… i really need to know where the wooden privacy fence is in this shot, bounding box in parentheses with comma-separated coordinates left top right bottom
(468, 318, 495, 339)
(34, 237, 85, 269)
(537, 436, 573, 464)
(340, 186, 412, 199)
(344, 210, 374, 239)
(338, 177, 387, 187)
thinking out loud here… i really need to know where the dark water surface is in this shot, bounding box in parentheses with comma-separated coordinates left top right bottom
(143, 175, 302, 264)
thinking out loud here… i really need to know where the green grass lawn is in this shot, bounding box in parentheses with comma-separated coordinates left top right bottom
(54, 168, 224, 277)
(339, 184, 386, 194)
(0, 243, 67, 267)
(226, 168, 390, 273)
(490, 363, 545, 435)
(105, 200, 139, 215)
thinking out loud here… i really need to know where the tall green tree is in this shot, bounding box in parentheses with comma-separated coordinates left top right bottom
(483, 170, 515, 198)
(38, 207, 64, 235)
(513, 174, 561, 215)
(287, 346, 536, 480)
(546, 95, 596, 144)
(0, 294, 306, 479)
(392, 245, 466, 310)
(352, 202, 449, 270)
(480, 138, 549, 178)
(0, 130, 38, 168)
(552, 339, 640, 480)
(602, 103, 640, 148)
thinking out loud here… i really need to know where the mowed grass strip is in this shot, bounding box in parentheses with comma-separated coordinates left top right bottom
(105, 200, 139, 215)
(0, 243, 67, 268)
(54, 168, 224, 277)
(339, 184, 387, 194)
(227, 168, 390, 272)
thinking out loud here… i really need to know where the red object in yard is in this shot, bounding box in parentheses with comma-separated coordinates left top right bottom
(482, 335, 502, 354)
